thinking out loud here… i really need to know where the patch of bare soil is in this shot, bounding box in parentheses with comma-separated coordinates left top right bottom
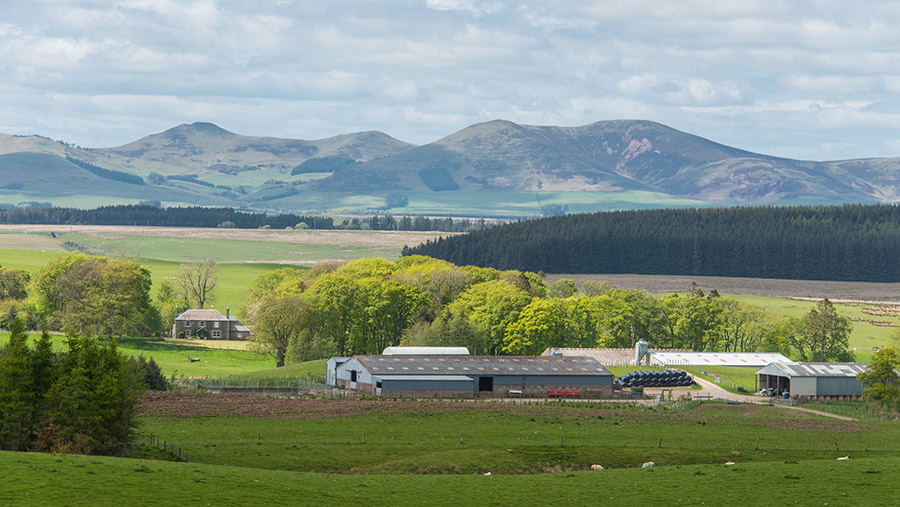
(546, 273, 900, 301)
(139, 391, 477, 418)
(0, 224, 452, 249)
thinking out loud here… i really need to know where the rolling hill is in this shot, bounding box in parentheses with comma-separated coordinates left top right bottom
(1, 120, 900, 215)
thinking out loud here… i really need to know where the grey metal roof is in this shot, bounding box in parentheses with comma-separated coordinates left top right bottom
(382, 346, 470, 355)
(373, 375, 474, 381)
(756, 362, 869, 378)
(542, 347, 692, 365)
(652, 352, 793, 367)
(355, 355, 612, 376)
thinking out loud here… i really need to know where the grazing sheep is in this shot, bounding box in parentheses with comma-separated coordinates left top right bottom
(591, 464, 604, 470)
(725, 461, 736, 465)
(642, 461, 655, 468)
(837, 456, 850, 461)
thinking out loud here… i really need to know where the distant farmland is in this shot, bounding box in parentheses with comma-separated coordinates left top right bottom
(546, 273, 900, 302)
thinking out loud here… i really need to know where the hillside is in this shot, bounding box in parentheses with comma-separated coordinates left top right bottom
(2, 119, 900, 215)
(315, 119, 882, 204)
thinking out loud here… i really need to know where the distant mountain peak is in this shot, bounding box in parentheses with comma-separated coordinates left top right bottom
(165, 122, 235, 137)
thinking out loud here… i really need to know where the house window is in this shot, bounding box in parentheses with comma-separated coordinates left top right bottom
(198, 321, 206, 328)
(185, 321, 192, 327)
(212, 330, 221, 338)
(213, 321, 220, 328)
(350, 370, 358, 382)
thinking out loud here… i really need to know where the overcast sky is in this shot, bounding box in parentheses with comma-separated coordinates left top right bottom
(3, 0, 900, 160)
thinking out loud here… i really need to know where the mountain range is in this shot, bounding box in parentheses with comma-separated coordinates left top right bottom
(1, 119, 898, 216)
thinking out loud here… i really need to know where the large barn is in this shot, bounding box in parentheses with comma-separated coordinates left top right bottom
(755, 362, 868, 400)
(335, 355, 613, 398)
(543, 347, 790, 367)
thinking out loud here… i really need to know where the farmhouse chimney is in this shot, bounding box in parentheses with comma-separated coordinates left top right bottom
(226, 305, 230, 320)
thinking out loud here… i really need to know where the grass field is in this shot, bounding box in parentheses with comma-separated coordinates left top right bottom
(2, 450, 896, 506)
(139, 396, 900, 472)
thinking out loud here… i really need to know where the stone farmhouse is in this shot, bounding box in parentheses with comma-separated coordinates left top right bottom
(172, 307, 250, 340)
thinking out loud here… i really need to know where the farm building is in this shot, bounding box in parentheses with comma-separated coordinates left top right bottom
(335, 355, 613, 398)
(755, 362, 868, 400)
(172, 307, 250, 340)
(326, 357, 351, 387)
(382, 346, 470, 355)
(651, 352, 792, 367)
(544, 347, 791, 367)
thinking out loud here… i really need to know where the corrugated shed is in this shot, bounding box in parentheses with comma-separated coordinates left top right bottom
(757, 362, 869, 378)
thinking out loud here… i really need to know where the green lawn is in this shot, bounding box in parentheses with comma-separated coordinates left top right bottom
(0, 333, 274, 377)
(1, 450, 895, 506)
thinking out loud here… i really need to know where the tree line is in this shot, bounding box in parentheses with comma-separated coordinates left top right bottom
(244, 256, 853, 366)
(403, 204, 900, 282)
(0, 204, 492, 232)
(0, 319, 165, 456)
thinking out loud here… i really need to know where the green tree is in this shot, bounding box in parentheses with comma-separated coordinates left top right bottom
(0, 267, 30, 300)
(42, 336, 145, 455)
(445, 280, 532, 355)
(857, 348, 900, 404)
(27, 254, 155, 336)
(803, 299, 852, 362)
(0, 319, 35, 450)
(176, 258, 219, 309)
(252, 294, 316, 367)
(503, 298, 570, 355)
(548, 279, 577, 298)
(309, 274, 362, 356)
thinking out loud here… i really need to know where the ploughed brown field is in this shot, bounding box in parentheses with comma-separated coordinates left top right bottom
(546, 273, 900, 302)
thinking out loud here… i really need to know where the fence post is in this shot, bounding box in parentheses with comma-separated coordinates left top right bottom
(755, 438, 760, 450)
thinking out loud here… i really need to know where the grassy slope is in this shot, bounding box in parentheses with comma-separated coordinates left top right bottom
(1, 450, 894, 506)
(141, 403, 900, 474)
(0, 333, 274, 376)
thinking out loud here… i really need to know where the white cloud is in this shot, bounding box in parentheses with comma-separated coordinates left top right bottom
(1, 0, 900, 159)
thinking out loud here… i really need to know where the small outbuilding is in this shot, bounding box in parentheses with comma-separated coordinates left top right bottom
(335, 355, 613, 398)
(326, 357, 351, 387)
(755, 362, 868, 400)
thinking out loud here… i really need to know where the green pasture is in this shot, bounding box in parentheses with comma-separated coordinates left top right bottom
(58, 231, 406, 264)
(141, 402, 900, 475)
(1, 450, 895, 506)
(0, 333, 274, 377)
(139, 259, 287, 318)
(0, 247, 64, 271)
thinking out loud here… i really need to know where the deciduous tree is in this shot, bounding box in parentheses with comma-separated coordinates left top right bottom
(176, 258, 218, 309)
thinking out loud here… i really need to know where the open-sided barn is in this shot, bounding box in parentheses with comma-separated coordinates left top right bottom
(755, 362, 868, 400)
(335, 355, 613, 398)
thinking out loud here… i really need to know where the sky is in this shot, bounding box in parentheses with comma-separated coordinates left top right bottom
(3, 0, 900, 161)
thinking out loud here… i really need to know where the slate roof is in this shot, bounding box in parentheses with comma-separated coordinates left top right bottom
(176, 309, 249, 331)
(355, 355, 612, 376)
(756, 362, 869, 378)
(176, 309, 229, 321)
